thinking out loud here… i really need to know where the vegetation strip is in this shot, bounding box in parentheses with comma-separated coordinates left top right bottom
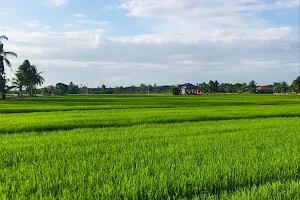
(0, 95, 299, 199)
(1, 117, 300, 199)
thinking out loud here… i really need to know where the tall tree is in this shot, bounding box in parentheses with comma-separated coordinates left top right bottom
(101, 84, 106, 94)
(208, 80, 219, 93)
(233, 83, 245, 93)
(17, 60, 44, 96)
(12, 73, 26, 97)
(68, 82, 80, 94)
(214, 80, 219, 93)
(199, 82, 209, 94)
(0, 35, 17, 99)
(273, 82, 281, 93)
(281, 81, 289, 93)
(55, 83, 68, 96)
(274, 81, 289, 93)
(42, 85, 55, 96)
(290, 76, 300, 93)
(208, 80, 215, 93)
(248, 80, 257, 93)
(170, 85, 181, 95)
(27, 65, 44, 96)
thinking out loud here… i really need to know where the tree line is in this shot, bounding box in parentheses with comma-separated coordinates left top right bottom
(37, 83, 171, 96)
(27, 77, 297, 96)
(170, 78, 299, 95)
(197, 79, 299, 94)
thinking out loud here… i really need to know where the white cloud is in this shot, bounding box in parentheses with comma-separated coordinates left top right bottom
(73, 14, 86, 18)
(34, 60, 167, 70)
(24, 20, 42, 28)
(118, 0, 299, 25)
(77, 20, 109, 26)
(43, 0, 68, 6)
(91, 21, 109, 26)
(102, 4, 122, 11)
(23, 20, 52, 31)
(0, 26, 106, 52)
(77, 20, 89, 23)
(64, 24, 74, 27)
(42, 26, 52, 30)
(110, 27, 294, 44)
(2, 24, 298, 87)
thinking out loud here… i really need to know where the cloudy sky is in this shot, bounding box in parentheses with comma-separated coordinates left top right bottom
(1, 0, 299, 87)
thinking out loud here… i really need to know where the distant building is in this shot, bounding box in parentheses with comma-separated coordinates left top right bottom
(181, 83, 203, 95)
(256, 86, 274, 94)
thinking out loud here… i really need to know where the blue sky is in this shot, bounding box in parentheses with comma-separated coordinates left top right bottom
(1, 0, 299, 87)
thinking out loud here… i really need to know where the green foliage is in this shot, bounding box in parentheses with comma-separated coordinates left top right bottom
(16, 60, 44, 96)
(0, 35, 17, 74)
(101, 84, 106, 94)
(55, 83, 68, 96)
(273, 81, 289, 93)
(42, 85, 55, 96)
(68, 82, 80, 94)
(208, 80, 219, 93)
(199, 82, 209, 93)
(248, 80, 257, 93)
(290, 76, 300, 93)
(0, 35, 17, 99)
(170, 85, 181, 95)
(12, 73, 26, 97)
(0, 95, 299, 199)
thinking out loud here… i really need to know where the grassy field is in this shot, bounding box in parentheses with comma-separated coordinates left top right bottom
(0, 94, 299, 199)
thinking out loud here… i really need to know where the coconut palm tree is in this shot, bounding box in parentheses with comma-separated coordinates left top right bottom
(17, 60, 45, 96)
(0, 35, 17, 99)
(0, 35, 17, 74)
(12, 73, 26, 97)
(27, 65, 45, 96)
(248, 80, 257, 94)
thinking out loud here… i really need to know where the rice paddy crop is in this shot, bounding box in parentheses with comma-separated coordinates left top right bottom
(0, 94, 299, 199)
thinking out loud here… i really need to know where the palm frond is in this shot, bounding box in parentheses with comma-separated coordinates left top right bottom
(4, 58, 12, 68)
(4, 51, 17, 57)
(0, 35, 8, 41)
(10, 85, 17, 89)
(6, 85, 15, 90)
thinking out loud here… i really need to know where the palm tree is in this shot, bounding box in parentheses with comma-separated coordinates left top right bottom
(0, 35, 17, 100)
(28, 65, 45, 96)
(12, 73, 26, 97)
(17, 60, 45, 96)
(248, 80, 257, 93)
(0, 35, 17, 74)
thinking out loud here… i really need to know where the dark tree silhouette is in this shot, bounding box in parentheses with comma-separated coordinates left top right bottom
(0, 35, 17, 99)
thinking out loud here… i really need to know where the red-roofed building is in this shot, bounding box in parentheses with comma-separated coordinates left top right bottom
(256, 86, 274, 94)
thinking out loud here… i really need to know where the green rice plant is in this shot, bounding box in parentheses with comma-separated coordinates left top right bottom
(0, 104, 299, 134)
(0, 94, 299, 199)
(0, 118, 299, 199)
(0, 94, 298, 114)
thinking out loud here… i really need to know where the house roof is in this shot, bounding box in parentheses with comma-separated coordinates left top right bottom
(181, 83, 198, 89)
(257, 86, 273, 91)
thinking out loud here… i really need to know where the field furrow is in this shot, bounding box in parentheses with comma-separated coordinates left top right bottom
(1, 117, 300, 199)
(0, 94, 299, 199)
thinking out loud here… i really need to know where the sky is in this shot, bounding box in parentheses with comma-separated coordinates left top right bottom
(1, 0, 299, 87)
